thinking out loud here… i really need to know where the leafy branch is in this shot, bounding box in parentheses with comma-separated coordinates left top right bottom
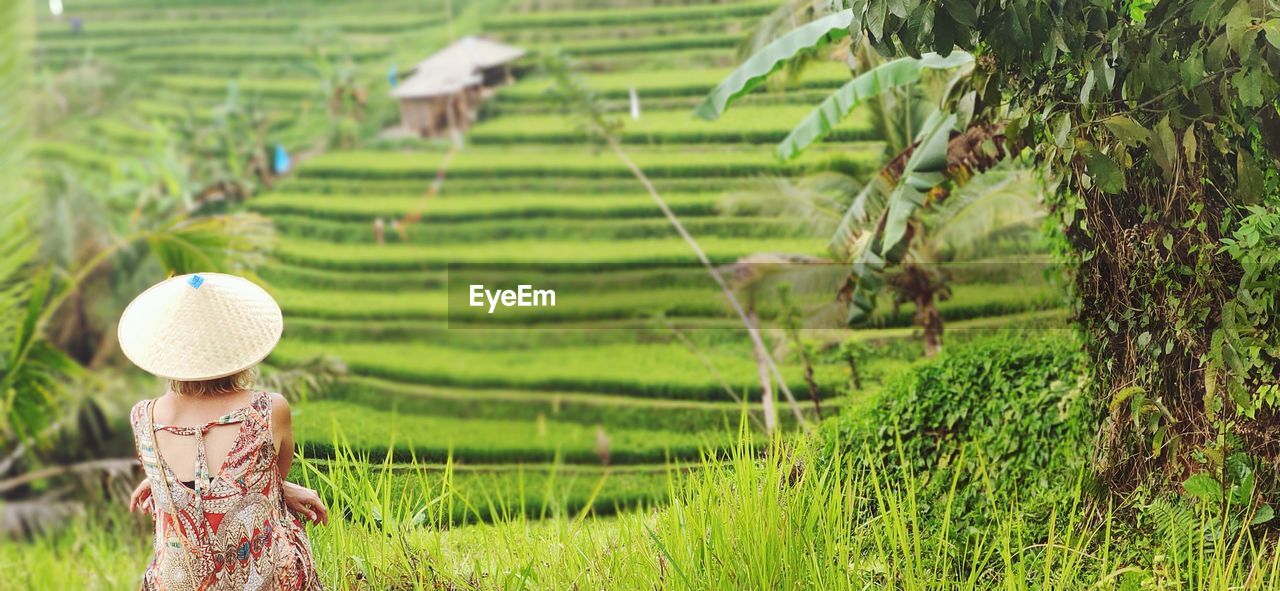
(544, 52, 808, 431)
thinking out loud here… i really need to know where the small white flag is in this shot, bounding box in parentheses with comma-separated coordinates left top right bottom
(629, 86, 641, 120)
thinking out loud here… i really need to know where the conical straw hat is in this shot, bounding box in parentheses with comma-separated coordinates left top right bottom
(118, 273, 283, 381)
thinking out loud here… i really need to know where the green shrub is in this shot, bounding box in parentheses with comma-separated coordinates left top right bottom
(824, 332, 1092, 525)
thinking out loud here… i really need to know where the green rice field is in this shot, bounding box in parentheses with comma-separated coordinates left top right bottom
(29, 0, 1060, 543)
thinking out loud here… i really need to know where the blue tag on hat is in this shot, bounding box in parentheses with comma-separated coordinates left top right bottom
(187, 274, 205, 289)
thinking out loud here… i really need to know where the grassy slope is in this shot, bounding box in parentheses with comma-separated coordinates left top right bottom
(34, 0, 1063, 515)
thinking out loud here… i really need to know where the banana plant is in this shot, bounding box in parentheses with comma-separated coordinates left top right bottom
(699, 11, 1022, 343)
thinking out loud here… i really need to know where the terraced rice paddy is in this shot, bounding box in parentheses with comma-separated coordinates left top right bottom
(35, 0, 1059, 521)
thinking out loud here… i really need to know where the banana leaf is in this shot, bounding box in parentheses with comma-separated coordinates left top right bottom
(777, 51, 973, 160)
(694, 9, 854, 121)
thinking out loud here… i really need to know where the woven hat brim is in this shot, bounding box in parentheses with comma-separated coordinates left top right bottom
(118, 273, 283, 381)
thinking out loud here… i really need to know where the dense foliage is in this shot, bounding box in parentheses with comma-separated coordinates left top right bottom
(706, 0, 1280, 491)
(831, 333, 1090, 482)
(871, 0, 1279, 492)
(825, 332, 1092, 540)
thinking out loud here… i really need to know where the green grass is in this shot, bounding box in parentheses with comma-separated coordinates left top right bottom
(326, 376, 817, 432)
(497, 61, 852, 101)
(14, 433, 1280, 590)
(568, 46, 740, 73)
(88, 118, 157, 147)
(126, 42, 390, 63)
(35, 141, 116, 174)
(470, 104, 875, 145)
(273, 337, 842, 401)
(293, 400, 733, 464)
(296, 459, 677, 524)
(129, 99, 219, 122)
(533, 31, 741, 56)
(296, 143, 882, 180)
(38, 18, 299, 38)
(258, 263, 445, 291)
(268, 214, 800, 243)
(268, 175, 764, 195)
(278, 285, 738, 323)
(249, 191, 727, 222)
(503, 15, 754, 43)
(874, 281, 1065, 326)
(272, 280, 1059, 326)
(271, 235, 826, 270)
(485, 0, 776, 29)
(37, 14, 441, 39)
(156, 75, 318, 100)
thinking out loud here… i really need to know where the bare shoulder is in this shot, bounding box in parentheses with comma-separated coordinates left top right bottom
(268, 392, 292, 424)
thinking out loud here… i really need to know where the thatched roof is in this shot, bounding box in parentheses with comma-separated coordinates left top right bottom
(412, 36, 526, 73)
(392, 66, 482, 99)
(392, 36, 525, 99)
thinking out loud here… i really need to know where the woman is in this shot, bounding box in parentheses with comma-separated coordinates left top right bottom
(120, 273, 327, 590)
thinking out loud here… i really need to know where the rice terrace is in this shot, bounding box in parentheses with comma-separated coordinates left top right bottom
(4, 0, 1280, 589)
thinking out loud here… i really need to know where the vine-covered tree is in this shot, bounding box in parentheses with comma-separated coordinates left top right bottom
(704, 0, 1280, 492)
(853, 0, 1280, 492)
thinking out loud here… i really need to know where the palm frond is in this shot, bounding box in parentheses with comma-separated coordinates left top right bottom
(928, 165, 1046, 259)
(828, 167, 895, 258)
(0, 203, 37, 344)
(259, 355, 349, 403)
(0, 0, 35, 315)
(720, 173, 859, 238)
(0, 0, 79, 445)
(146, 212, 276, 278)
(2, 274, 83, 442)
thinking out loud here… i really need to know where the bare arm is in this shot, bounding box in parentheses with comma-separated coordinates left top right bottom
(270, 392, 294, 480)
(270, 392, 328, 525)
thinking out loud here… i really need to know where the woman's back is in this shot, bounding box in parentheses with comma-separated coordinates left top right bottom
(149, 390, 257, 485)
(131, 391, 322, 591)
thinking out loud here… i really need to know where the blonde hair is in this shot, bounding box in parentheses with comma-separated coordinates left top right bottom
(169, 367, 258, 397)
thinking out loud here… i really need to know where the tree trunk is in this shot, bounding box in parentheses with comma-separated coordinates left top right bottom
(1065, 174, 1243, 490)
(605, 135, 806, 430)
(801, 351, 822, 419)
(749, 310, 777, 433)
(915, 292, 943, 358)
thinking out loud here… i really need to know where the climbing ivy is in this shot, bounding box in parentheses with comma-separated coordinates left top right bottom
(838, 0, 1280, 492)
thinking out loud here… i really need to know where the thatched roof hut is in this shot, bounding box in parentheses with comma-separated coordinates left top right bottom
(392, 36, 526, 139)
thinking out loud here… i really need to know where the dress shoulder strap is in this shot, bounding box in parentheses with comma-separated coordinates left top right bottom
(131, 399, 163, 480)
(129, 399, 151, 435)
(253, 390, 273, 423)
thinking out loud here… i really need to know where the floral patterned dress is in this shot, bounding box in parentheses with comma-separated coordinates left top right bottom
(131, 392, 323, 591)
